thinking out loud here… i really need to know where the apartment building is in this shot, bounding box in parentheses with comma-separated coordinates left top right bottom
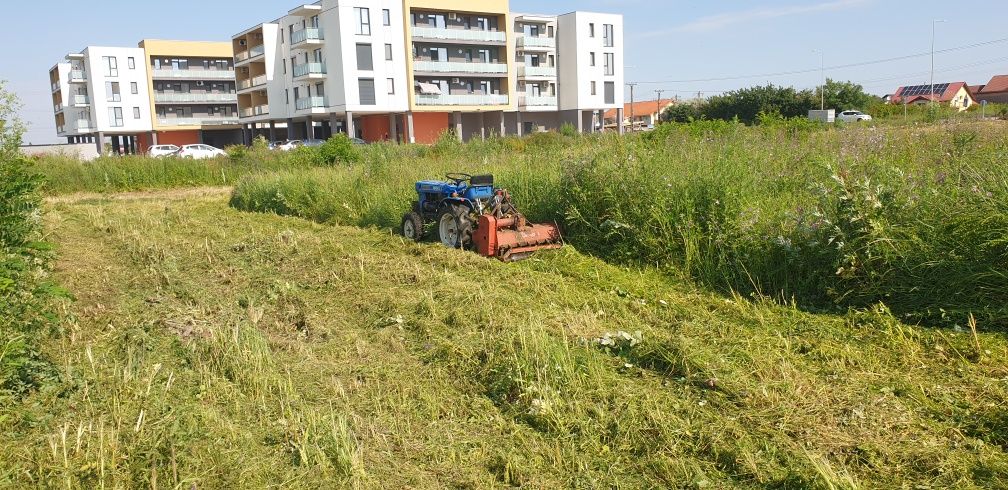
(233, 0, 624, 144)
(138, 40, 242, 150)
(49, 46, 154, 154)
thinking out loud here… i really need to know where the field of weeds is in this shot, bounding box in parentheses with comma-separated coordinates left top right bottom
(0, 188, 1003, 488)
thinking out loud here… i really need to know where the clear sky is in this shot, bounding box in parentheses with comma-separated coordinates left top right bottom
(2, 0, 1006, 144)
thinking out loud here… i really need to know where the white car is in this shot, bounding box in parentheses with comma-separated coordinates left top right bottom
(277, 140, 302, 151)
(148, 145, 180, 157)
(176, 144, 225, 159)
(837, 110, 873, 123)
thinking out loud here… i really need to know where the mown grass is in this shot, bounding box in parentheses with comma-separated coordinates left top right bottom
(4, 189, 1005, 488)
(229, 121, 1008, 327)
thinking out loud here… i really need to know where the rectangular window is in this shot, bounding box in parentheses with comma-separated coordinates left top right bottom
(285, 89, 289, 104)
(355, 7, 371, 35)
(108, 107, 123, 127)
(590, 52, 596, 67)
(130, 82, 138, 94)
(383, 9, 391, 26)
(385, 43, 393, 61)
(356, 43, 373, 70)
(604, 53, 615, 76)
(604, 81, 615, 104)
(128, 57, 136, 69)
(359, 78, 376, 105)
(105, 82, 121, 102)
(591, 81, 597, 96)
(589, 23, 595, 37)
(133, 107, 141, 119)
(283, 59, 287, 74)
(387, 78, 395, 95)
(104, 56, 118, 77)
(603, 24, 614, 47)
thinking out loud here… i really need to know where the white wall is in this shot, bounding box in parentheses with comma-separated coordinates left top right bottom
(557, 12, 624, 111)
(82, 46, 153, 133)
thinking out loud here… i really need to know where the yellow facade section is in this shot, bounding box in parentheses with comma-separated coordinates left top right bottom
(138, 39, 236, 131)
(402, 0, 516, 113)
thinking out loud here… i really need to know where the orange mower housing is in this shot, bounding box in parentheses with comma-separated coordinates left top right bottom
(474, 214, 563, 262)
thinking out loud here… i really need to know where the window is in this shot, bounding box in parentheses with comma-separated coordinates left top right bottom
(603, 24, 614, 47)
(356, 43, 373, 70)
(105, 82, 121, 102)
(591, 81, 597, 96)
(130, 82, 138, 95)
(108, 107, 123, 127)
(104, 56, 118, 77)
(128, 57, 136, 69)
(387, 78, 395, 95)
(133, 107, 141, 119)
(359, 78, 376, 105)
(355, 7, 371, 35)
(590, 52, 596, 67)
(589, 23, 595, 37)
(383, 9, 391, 26)
(285, 89, 289, 104)
(604, 53, 615, 76)
(385, 43, 393, 61)
(283, 59, 287, 74)
(604, 81, 615, 104)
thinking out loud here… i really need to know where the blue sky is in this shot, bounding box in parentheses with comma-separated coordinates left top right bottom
(2, 0, 1006, 144)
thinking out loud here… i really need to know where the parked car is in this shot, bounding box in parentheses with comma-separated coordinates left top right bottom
(277, 140, 302, 151)
(837, 110, 873, 122)
(148, 145, 180, 157)
(350, 137, 367, 145)
(176, 144, 225, 159)
(301, 139, 326, 147)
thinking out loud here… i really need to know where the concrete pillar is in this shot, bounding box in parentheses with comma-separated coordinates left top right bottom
(576, 110, 584, 133)
(111, 136, 121, 155)
(151, 131, 158, 146)
(346, 111, 358, 139)
(453, 112, 462, 141)
(406, 111, 415, 144)
(286, 118, 295, 139)
(499, 111, 506, 137)
(328, 113, 340, 138)
(96, 132, 104, 155)
(516, 111, 523, 137)
(480, 112, 486, 141)
(270, 121, 277, 142)
(388, 113, 398, 143)
(617, 108, 625, 135)
(304, 119, 312, 140)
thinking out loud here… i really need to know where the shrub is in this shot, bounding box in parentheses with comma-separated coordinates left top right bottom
(661, 103, 701, 123)
(316, 134, 362, 166)
(227, 144, 250, 161)
(559, 122, 578, 138)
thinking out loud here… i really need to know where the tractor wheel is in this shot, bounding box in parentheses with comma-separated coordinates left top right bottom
(437, 205, 474, 249)
(401, 211, 424, 242)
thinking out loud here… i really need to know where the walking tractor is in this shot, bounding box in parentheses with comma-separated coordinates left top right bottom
(400, 173, 563, 261)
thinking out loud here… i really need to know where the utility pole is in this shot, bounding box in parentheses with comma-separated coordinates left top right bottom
(813, 49, 825, 110)
(931, 19, 946, 106)
(627, 82, 638, 132)
(655, 89, 665, 122)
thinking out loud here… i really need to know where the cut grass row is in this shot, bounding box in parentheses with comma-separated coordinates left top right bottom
(4, 190, 1005, 488)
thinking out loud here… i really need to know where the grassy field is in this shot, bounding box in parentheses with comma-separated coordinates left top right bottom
(1, 188, 1004, 488)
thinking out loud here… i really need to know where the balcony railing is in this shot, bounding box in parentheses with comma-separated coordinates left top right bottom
(518, 36, 556, 49)
(291, 28, 324, 46)
(157, 117, 240, 126)
(520, 95, 558, 107)
(235, 45, 265, 63)
(519, 65, 557, 78)
(75, 120, 94, 131)
(411, 26, 506, 43)
(154, 92, 239, 103)
(151, 69, 236, 80)
(51, 82, 60, 92)
(71, 95, 90, 106)
(240, 105, 270, 118)
(413, 60, 507, 74)
(295, 96, 328, 111)
(293, 62, 327, 78)
(69, 70, 87, 82)
(238, 75, 267, 90)
(54, 103, 63, 112)
(56, 125, 65, 134)
(415, 93, 509, 106)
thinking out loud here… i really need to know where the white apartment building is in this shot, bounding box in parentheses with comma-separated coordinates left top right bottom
(231, 1, 625, 144)
(49, 47, 154, 154)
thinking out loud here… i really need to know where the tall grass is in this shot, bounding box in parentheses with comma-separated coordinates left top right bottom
(230, 121, 1008, 327)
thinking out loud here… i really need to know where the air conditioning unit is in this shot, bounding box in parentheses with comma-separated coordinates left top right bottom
(452, 78, 460, 84)
(449, 13, 457, 20)
(196, 81, 205, 86)
(239, 39, 247, 46)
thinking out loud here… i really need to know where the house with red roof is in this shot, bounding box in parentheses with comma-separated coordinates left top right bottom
(602, 99, 676, 131)
(889, 81, 976, 111)
(973, 75, 1008, 104)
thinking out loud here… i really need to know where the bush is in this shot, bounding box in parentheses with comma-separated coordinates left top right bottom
(226, 144, 250, 161)
(661, 104, 701, 123)
(702, 84, 816, 124)
(559, 122, 578, 138)
(316, 134, 362, 166)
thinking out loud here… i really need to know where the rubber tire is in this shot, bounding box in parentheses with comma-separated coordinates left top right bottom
(401, 211, 424, 242)
(437, 205, 474, 249)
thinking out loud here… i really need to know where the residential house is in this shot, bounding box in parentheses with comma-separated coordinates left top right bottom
(603, 99, 675, 131)
(889, 82, 975, 111)
(972, 75, 1008, 105)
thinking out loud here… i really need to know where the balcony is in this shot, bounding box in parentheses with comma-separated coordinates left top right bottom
(415, 93, 509, 106)
(413, 60, 507, 75)
(70, 95, 90, 107)
(411, 26, 506, 44)
(157, 117, 240, 127)
(520, 95, 558, 107)
(295, 96, 328, 111)
(75, 120, 94, 132)
(235, 45, 265, 64)
(151, 69, 236, 80)
(56, 125, 65, 134)
(54, 103, 63, 113)
(51, 82, 60, 92)
(291, 28, 324, 46)
(517, 36, 556, 49)
(69, 70, 87, 82)
(238, 75, 268, 91)
(519, 65, 557, 78)
(154, 92, 239, 103)
(293, 62, 326, 79)
(240, 105, 270, 118)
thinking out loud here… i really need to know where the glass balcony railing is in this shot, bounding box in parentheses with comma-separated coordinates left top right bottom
(151, 69, 236, 80)
(293, 62, 327, 78)
(295, 96, 327, 111)
(415, 93, 509, 106)
(51, 82, 60, 92)
(292, 28, 324, 45)
(411, 26, 506, 43)
(517, 36, 556, 49)
(519, 65, 557, 78)
(154, 93, 238, 103)
(75, 120, 94, 131)
(238, 75, 267, 90)
(71, 95, 90, 106)
(520, 95, 558, 107)
(240, 105, 270, 118)
(235, 45, 265, 63)
(413, 60, 508, 74)
(69, 70, 87, 82)
(157, 117, 240, 126)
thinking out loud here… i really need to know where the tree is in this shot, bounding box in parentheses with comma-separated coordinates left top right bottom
(661, 103, 702, 123)
(816, 79, 878, 112)
(701, 84, 816, 125)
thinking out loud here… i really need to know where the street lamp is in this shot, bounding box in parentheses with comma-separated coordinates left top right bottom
(812, 49, 825, 111)
(930, 19, 947, 106)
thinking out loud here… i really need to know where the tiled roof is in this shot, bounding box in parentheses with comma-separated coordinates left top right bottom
(892, 82, 967, 103)
(604, 100, 675, 119)
(980, 75, 1008, 94)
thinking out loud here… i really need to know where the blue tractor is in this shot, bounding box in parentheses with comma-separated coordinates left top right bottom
(401, 173, 561, 261)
